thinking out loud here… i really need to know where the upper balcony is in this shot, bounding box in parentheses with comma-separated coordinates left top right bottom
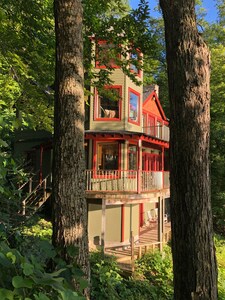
(142, 124, 169, 142)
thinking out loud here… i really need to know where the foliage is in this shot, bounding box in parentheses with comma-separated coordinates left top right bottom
(215, 235, 225, 299)
(203, 4, 225, 232)
(0, 154, 27, 228)
(0, 223, 86, 300)
(0, 0, 55, 132)
(16, 217, 53, 264)
(90, 251, 124, 300)
(134, 247, 173, 299)
(90, 248, 174, 300)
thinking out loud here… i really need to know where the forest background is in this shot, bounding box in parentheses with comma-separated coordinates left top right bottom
(0, 0, 225, 299)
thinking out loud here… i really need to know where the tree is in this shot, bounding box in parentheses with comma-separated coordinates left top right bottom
(52, 0, 90, 292)
(159, 0, 218, 298)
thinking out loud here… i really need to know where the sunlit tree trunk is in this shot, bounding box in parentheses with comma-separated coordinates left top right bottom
(52, 0, 90, 292)
(159, 0, 218, 299)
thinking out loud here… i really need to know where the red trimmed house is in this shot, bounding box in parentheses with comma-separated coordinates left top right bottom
(85, 42, 170, 249)
(14, 42, 170, 250)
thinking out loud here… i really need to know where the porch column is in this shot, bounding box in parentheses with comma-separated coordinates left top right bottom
(137, 139, 142, 193)
(162, 196, 165, 237)
(101, 198, 106, 252)
(162, 147, 164, 188)
(158, 196, 163, 251)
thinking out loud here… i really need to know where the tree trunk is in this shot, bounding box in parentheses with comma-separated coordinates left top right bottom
(159, 0, 218, 299)
(53, 0, 90, 288)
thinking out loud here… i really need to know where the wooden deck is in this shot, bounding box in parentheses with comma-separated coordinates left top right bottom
(105, 222, 171, 271)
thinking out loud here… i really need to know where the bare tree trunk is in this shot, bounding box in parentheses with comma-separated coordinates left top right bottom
(159, 0, 218, 299)
(53, 0, 90, 291)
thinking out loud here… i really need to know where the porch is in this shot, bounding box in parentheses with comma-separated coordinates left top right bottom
(85, 170, 169, 193)
(105, 222, 171, 271)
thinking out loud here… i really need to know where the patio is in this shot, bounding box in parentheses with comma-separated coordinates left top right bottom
(105, 221, 171, 271)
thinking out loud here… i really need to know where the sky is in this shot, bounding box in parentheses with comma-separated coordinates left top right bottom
(129, 0, 218, 23)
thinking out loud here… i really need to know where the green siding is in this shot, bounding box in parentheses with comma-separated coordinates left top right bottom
(105, 205, 121, 242)
(124, 204, 139, 242)
(88, 203, 102, 246)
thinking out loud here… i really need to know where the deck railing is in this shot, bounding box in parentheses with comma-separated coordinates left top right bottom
(142, 125, 169, 142)
(85, 170, 170, 193)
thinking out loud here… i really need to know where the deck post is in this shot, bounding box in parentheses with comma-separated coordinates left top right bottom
(131, 231, 135, 273)
(158, 196, 163, 251)
(137, 139, 142, 193)
(162, 196, 165, 241)
(101, 198, 106, 253)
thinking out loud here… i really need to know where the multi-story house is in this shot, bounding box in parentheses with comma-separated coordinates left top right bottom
(84, 41, 170, 249)
(14, 41, 170, 251)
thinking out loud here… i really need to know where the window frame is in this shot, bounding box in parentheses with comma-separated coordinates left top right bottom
(93, 141, 121, 177)
(129, 49, 142, 77)
(94, 85, 122, 121)
(95, 40, 121, 69)
(128, 88, 140, 125)
(128, 144, 138, 171)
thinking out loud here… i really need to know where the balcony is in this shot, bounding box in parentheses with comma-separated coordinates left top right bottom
(85, 170, 169, 193)
(142, 125, 169, 142)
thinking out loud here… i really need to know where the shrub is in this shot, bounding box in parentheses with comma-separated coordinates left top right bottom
(134, 247, 173, 300)
(0, 224, 86, 300)
(215, 235, 225, 299)
(90, 251, 124, 300)
(90, 248, 174, 300)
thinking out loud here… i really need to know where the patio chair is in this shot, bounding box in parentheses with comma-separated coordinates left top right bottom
(147, 210, 157, 226)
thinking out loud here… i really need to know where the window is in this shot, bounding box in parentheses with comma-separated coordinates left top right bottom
(129, 50, 142, 77)
(95, 41, 120, 69)
(128, 145, 137, 170)
(95, 86, 121, 120)
(96, 142, 119, 170)
(129, 89, 140, 124)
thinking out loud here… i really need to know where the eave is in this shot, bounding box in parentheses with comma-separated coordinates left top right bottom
(85, 130, 169, 149)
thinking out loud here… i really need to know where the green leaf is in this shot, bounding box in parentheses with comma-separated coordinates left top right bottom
(78, 278, 88, 291)
(0, 253, 13, 268)
(21, 262, 34, 276)
(0, 288, 16, 299)
(0, 139, 8, 147)
(12, 275, 33, 288)
(6, 252, 16, 264)
(34, 292, 51, 300)
(59, 289, 84, 300)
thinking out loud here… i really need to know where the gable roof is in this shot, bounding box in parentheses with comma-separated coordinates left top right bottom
(143, 86, 168, 122)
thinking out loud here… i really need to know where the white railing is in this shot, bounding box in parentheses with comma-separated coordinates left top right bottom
(142, 125, 169, 142)
(85, 170, 170, 192)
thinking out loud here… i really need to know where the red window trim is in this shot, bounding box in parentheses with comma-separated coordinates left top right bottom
(94, 85, 122, 121)
(95, 40, 121, 69)
(129, 49, 142, 78)
(128, 88, 140, 125)
(93, 140, 121, 178)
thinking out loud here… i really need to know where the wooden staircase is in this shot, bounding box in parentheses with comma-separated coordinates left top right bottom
(19, 173, 52, 216)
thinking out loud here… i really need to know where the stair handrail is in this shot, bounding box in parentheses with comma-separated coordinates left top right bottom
(18, 169, 40, 192)
(21, 174, 51, 215)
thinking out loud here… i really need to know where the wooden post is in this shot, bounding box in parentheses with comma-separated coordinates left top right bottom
(29, 177, 32, 194)
(138, 246, 142, 259)
(43, 178, 47, 202)
(137, 139, 142, 193)
(131, 231, 135, 273)
(162, 196, 165, 241)
(101, 198, 106, 253)
(158, 196, 163, 252)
